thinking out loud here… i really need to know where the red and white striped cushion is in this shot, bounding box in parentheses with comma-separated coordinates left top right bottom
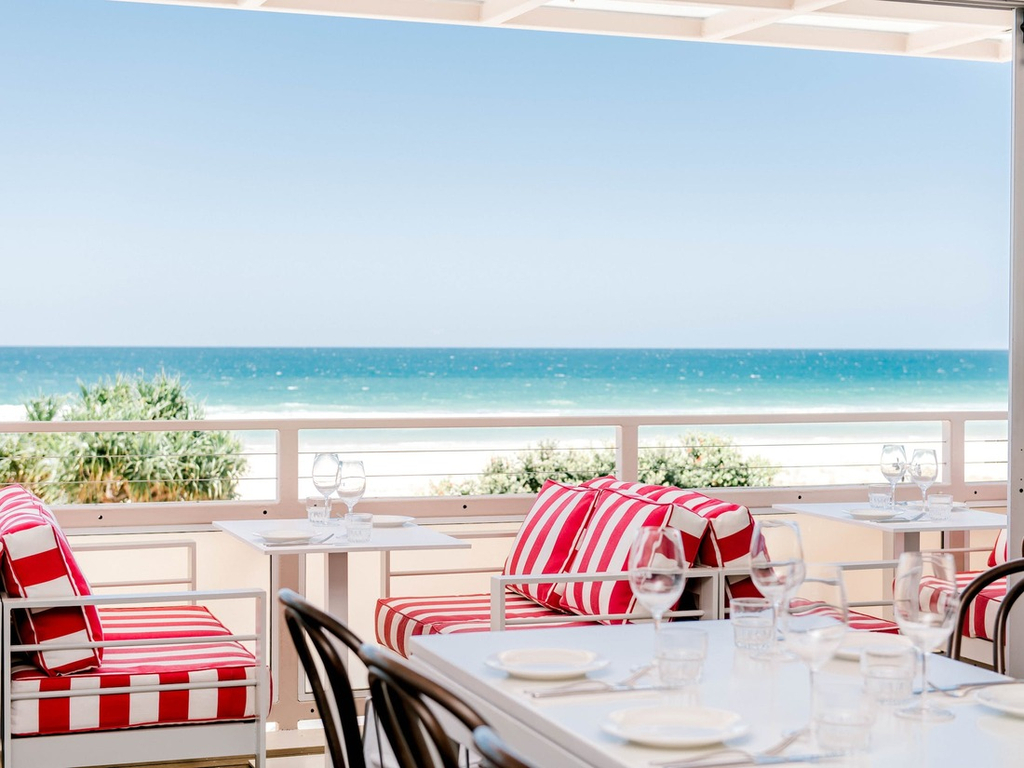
(787, 597, 899, 634)
(502, 480, 599, 609)
(558, 490, 682, 623)
(580, 478, 710, 566)
(952, 571, 1006, 641)
(374, 593, 593, 657)
(988, 529, 1009, 567)
(10, 605, 258, 736)
(0, 485, 103, 675)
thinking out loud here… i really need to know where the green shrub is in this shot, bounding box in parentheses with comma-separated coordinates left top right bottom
(431, 432, 776, 495)
(0, 374, 247, 504)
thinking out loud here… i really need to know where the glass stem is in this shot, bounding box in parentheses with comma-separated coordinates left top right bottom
(919, 647, 929, 711)
(889, 479, 898, 510)
(808, 668, 817, 733)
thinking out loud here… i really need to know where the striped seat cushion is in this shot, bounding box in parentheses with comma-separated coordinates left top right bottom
(0, 485, 103, 675)
(502, 480, 599, 610)
(787, 597, 899, 634)
(10, 605, 258, 736)
(988, 529, 1009, 567)
(375, 593, 594, 657)
(940, 571, 1006, 642)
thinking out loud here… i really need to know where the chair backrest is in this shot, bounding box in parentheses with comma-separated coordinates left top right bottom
(279, 588, 367, 768)
(948, 551, 1024, 672)
(362, 644, 487, 768)
(472, 725, 537, 768)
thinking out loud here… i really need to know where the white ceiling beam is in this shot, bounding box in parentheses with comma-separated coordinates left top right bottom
(906, 23, 1005, 55)
(701, 0, 843, 42)
(512, 6, 706, 40)
(237, 0, 269, 8)
(479, 0, 546, 25)
(257, 0, 479, 23)
(818, 0, 1011, 29)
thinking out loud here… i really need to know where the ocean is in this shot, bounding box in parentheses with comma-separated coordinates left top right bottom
(0, 347, 1009, 419)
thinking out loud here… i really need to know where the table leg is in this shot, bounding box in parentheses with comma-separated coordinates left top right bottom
(326, 551, 351, 624)
(269, 552, 308, 729)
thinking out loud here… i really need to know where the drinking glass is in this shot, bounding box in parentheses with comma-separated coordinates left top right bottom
(336, 460, 367, 517)
(749, 519, 805, 660)
(908, 449, 938, 509)
(893, 551, 960, 722)
(781, 565, 849, 742)
(880, 444, 907, 511)
(628, 527, 687, 674)
(311, 453, 341, 516)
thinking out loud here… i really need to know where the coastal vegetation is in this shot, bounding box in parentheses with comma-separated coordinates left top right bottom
(0, 374, 246, 504)
(431, 433, 778, 495)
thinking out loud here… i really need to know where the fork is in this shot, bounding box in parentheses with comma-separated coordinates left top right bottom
(527, 664, 653, 698)
(927, 679, 1020, 698)
(651, 726, 808, 767)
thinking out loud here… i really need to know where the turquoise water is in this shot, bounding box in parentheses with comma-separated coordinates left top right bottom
(0, 347, 1008, 418)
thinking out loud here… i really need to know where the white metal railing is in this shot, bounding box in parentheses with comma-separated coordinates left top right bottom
(0, 409, 1009, 529)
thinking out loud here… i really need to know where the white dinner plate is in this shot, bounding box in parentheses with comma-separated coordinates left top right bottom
(484, 648, 608, 680)
(372, 515, 415, 528)
(602, 706, 748, 749)
(847, 508, 901, 521)
(976, 684, 1024, 718)
(259, 529, 314, 545)
(836, 631, 913, 660)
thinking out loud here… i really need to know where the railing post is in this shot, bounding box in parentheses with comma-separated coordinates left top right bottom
(277, 426, 300, 505)
(945, 417, 963, 496)
(616, 423, 640, 481)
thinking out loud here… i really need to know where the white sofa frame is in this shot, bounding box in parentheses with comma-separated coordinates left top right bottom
(0, 587, 267, 768)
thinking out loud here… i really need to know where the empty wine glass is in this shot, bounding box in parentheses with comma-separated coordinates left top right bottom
(749, 519, 806, 661)
(311, 453, 341, 525)
(336, 460, 367, 517)
(893, 551, 959, 722)
(880, 444, 907, 511)
(628, 526, 687, 676)
(908, 449, 938, 509)
(782, 565, 849, 740)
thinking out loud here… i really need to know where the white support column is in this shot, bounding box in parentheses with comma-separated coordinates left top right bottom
(1007, 7, 1024, 678)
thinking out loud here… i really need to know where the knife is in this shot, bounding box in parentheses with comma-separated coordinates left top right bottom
(657, 752, 844, 768)
(528, 684, 657, 699)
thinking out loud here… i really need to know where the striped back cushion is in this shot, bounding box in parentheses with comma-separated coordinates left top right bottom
(988, 529, 1009, 567)
(502, 480, 599, 609)
(0, 485, 103, 675)
(559, 490, 683, 623)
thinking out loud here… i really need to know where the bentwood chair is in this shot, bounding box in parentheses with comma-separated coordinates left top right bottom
(948, 551, 1024, 675)
(280, 588, 372, 768)
(363, 643, 487, 768)
(472, 725, 538, 768)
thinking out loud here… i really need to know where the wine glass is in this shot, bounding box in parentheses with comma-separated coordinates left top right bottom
(749, 519, 806, 660)
(880, 444, 907, 511)
(781, 565, 849, 737)
(311, 453, 341, 523)
(893, 551, 960, 722)
(628, 527, 688, 674)
(908, 449, 938, 509)
(336, 460, 367, 517)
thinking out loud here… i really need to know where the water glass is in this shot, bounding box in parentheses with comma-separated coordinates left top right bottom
(655, 625, 707, 688)
(345, 511, 373, 542)
(861, 644, 915, 704)
(730, 597, 774, 651)
(813, 674, 875, 753)
(867, 484, 890, 509)
(306, 495, 330, 526)
(927, 493, 953, 521)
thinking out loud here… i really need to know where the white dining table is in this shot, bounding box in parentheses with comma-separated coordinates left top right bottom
(770, 502, 1006, 564)
(410, 622, 1022, 768)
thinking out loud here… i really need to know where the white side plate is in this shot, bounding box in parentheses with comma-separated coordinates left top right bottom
(373, 515, 415, 527)
(847, 508, 900, 521)
(485, 648, 608, 680)
(976, 684, 1024, 718)
(836, 631, 913, 661)
(602, 706, 748, 748)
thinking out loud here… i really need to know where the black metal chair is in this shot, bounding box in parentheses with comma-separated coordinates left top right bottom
(948, 550, 1024, 674)
(363, 643, 487, 768)
(279, 588, 370, 768)
(472, 725, 537, 768)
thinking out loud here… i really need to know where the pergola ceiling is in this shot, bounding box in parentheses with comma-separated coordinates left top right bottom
(120, 0, 1014, 61)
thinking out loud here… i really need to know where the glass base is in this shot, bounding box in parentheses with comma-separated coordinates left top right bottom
(895, 702, 955, 722)
(752, 647, 799, 662)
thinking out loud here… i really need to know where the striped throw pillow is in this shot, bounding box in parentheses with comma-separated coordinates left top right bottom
(0, 485, 103, 675)
(559, 489, 689, 623)
(503, 480, 599, 609)
(988, 529, 1009, 567)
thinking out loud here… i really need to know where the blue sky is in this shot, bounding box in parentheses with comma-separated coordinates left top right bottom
(0, 0, 1011, 349)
